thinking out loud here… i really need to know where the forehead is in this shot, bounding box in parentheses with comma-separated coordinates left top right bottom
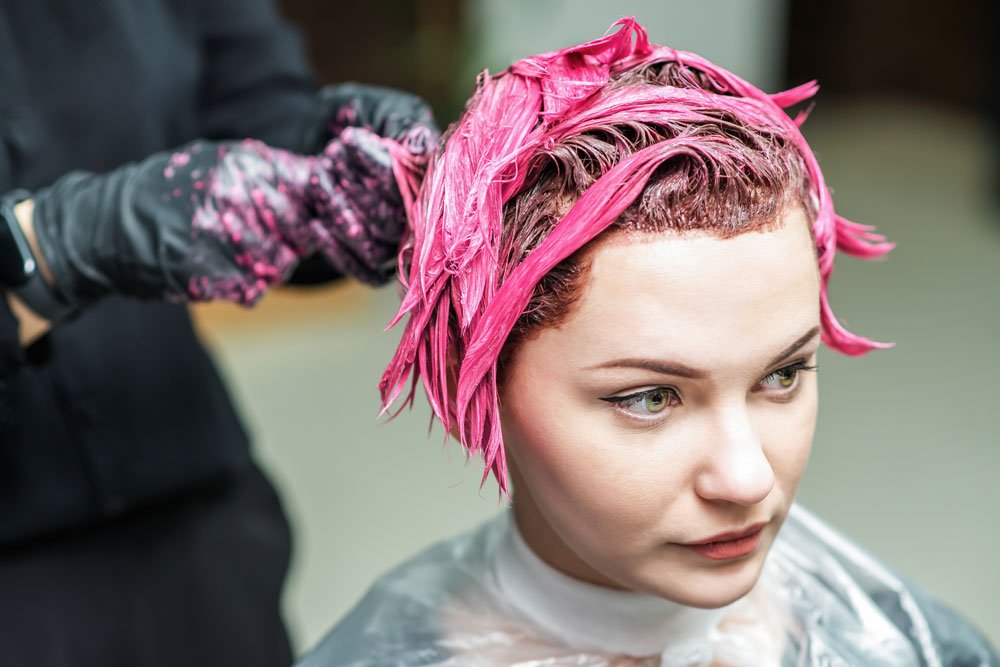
(556, 209, 820, 370)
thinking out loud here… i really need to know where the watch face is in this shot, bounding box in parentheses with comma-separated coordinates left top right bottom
(0, 204, 36, 287)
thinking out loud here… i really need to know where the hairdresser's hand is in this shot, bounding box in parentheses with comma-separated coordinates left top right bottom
(21, 88, 435, 315)
(313, 83, 439, 149)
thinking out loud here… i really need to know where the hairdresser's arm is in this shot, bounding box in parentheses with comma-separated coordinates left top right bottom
(8, 112, 426, 341)
(3, 88, 432, 347)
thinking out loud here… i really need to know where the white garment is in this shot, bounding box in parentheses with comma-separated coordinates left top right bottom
(487, 512, 777, 664)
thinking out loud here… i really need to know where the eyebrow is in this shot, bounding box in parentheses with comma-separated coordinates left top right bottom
(765, 325, 821, 368)
(585, 325, 822, 379)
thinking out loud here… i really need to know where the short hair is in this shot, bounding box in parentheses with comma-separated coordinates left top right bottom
(381, 19, 892, 493)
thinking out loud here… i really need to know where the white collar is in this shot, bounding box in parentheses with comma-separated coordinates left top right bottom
(490, 512, 731, 658)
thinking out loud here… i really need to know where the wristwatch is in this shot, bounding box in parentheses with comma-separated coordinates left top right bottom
(0, 189, 77, 322)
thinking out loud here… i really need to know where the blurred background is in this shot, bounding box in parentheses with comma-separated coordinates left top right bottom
(189, 0, 999, 655)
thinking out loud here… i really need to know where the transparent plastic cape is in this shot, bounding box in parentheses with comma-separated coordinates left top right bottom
(297, 505, 998, 666)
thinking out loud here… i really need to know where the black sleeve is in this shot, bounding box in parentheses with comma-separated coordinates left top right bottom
(0, 295, 24, 416)
(0, 0, 351, 543)
(195, 0, 323, 153)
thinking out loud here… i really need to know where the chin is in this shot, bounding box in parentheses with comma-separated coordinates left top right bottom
(637, 551, 768, 609)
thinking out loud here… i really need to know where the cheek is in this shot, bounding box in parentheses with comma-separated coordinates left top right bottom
(759, 383, 817, 495)
(502, 391, 615, 506)
(501, 387, 674, 543)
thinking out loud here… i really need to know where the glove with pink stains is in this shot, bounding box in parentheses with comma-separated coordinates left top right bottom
(27, 83, 436, 309)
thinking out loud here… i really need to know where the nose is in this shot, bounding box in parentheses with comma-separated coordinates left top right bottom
(694, 404, 775, 506)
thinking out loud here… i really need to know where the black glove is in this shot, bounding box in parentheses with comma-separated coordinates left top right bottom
(309, 82, 439, 151)
(29, 84, 436, 310)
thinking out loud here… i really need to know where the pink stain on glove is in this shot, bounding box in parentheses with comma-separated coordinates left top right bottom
(162, 124, 433, 304)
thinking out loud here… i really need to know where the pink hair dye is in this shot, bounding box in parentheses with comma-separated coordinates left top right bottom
(382, 19, 893, 494)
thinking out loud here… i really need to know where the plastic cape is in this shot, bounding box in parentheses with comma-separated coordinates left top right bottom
(297, 505, 998, 666)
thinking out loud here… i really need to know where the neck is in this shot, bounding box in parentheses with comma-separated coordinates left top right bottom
(493, 511, 729, 657)
(511, 491, 624, 589)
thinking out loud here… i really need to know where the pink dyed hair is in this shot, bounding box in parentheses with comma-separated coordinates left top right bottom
(382, 19, 893, 494)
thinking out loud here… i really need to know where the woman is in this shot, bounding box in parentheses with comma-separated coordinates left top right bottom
(298, 20, 997, 665)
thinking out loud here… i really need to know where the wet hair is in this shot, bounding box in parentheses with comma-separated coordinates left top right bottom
(498, 63, 815, 373)
(381, 19, 892, 493)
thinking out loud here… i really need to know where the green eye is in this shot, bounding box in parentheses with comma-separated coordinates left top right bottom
(643, 389, 671, 413)
(775, 369, 796, 388)
(758, 362, 818, 392)
(601, 386, 679, 418)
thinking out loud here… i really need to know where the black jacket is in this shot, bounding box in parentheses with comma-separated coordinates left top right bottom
(0, 0, 325, 545)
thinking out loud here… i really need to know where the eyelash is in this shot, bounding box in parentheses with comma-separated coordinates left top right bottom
(600, 360, 818, 422)
(600, 386, 681, 421)
(754, 361, 819, 395)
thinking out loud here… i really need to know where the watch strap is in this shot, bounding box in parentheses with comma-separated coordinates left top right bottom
(1, 190, 78, 322)
(0, 189, 36, 286)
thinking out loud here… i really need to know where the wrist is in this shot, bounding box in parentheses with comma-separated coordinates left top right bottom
(0, 190, 77, 322)
(6, 290, 51, 345)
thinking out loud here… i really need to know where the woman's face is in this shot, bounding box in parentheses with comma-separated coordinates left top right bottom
(500, 207, 821, 608)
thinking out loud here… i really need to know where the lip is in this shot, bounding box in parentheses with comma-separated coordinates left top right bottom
(678, 522, 768, 561)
